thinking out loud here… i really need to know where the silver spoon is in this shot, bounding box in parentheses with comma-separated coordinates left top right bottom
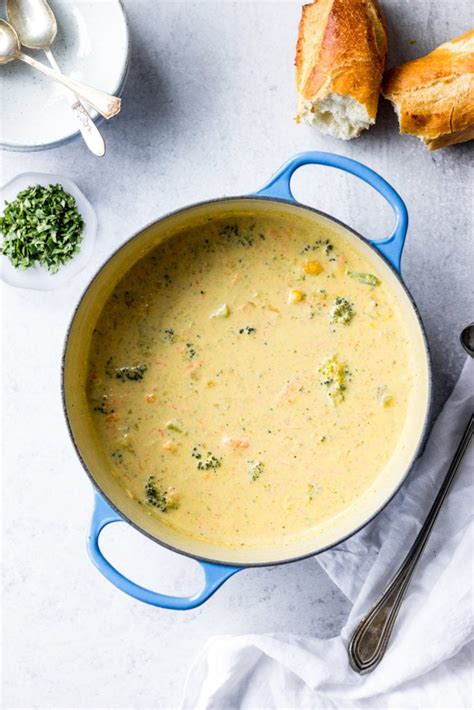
(348, 326, 474, 673)
(0, 19, 120, 120)
(460, 323, 474, 358)
(6, 0, 105, 156)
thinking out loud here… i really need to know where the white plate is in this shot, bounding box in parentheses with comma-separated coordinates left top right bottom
(0, 172, 97, 290)
(0, 0, 130, 152)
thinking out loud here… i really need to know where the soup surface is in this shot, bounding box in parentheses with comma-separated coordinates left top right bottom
(87, 213, 416, 549)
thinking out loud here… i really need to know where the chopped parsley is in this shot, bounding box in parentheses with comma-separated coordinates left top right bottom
(329, 297, 355, 325)
(0, 183, 85, 273)
(219, 223, 255, 247)
(185, 342, 197, 360)
(239, 326, 256, 335)
(300, 238, 334, 258)
(111, 449, 124, 464)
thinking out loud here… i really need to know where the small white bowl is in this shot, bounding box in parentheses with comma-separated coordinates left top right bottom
(0, 172, 97, 290)
(0, 0, 130, 152)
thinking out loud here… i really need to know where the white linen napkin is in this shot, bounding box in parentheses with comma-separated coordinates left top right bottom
(182, 358, 474, 710)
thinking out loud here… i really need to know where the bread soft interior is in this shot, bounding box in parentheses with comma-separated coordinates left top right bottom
(298, 92, 373, 140)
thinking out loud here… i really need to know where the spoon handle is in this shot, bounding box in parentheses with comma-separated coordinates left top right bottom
(44, 49, 105, 156)
(348, 414, 474, 674)
(18, 51, 120, 120)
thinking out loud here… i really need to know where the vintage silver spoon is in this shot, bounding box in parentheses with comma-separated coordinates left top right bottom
(0, 19, 120, 120)
(460, 323, 474, 358)
(6, 0, 105, 156)
(348, 325, 474, 673)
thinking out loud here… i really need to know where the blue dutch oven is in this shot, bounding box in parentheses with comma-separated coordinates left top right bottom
(62, 152, 431, 609)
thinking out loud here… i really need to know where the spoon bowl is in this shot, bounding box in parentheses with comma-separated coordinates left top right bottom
(6, 0, 57, 49)
(460, 323, 474, 358)
(0, 19, 21, 64)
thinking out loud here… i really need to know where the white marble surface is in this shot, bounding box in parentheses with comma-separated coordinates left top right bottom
(2, 1, 473, 708)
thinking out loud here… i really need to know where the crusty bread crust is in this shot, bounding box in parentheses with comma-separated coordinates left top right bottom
(382, 30, 474, 150)
(296, 0, 388, 122)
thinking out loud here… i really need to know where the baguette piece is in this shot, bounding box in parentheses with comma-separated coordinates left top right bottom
(296, 0, 388, 140)
(382, 30, 474, 151)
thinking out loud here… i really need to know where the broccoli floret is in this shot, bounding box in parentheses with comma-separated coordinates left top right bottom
(318, 354, 351, 403)
(144, 475, 179, 512)
(248, 460, 264, 481)
(330, 296, 355, 325)
(115, 364, 147, 381)
(197, 451, 222, 470)
(162, 328, 178, 343)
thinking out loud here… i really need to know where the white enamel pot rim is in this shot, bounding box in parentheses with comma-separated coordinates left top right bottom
(62, 152, 432, 609)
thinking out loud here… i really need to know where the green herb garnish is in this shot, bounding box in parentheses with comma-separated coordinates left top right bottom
(219, 223, 255, 247)
(300, 238, 334, 257)
(239, 326, 256, 335)
(0, 183, 84, 273)
(185, 342, 197, 360)
(347, 270, 380, 286)
(111, 449, 124, 464)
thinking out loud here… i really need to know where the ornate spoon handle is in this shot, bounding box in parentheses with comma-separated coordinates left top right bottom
(44, 49, 105, 156)
(18, 51, 121, 119)
(348, 414, 474, 674)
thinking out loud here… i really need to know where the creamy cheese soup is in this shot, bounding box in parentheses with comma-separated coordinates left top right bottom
(87, 213, 415, 549)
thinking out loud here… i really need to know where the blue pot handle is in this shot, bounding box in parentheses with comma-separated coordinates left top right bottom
(254, 152, 408, 272)
(88, 493, 241, 609)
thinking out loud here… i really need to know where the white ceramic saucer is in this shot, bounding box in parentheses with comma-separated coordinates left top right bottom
(0, 172, 97, 290)
(0, 0, 130, 152)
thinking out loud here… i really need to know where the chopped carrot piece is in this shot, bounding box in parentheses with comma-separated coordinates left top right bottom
(222, 436, 250, 449)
